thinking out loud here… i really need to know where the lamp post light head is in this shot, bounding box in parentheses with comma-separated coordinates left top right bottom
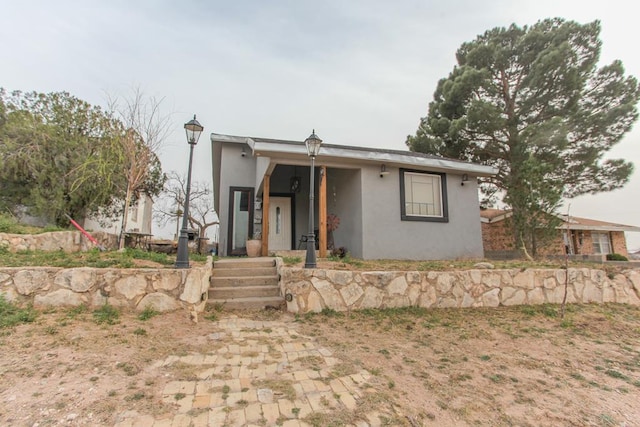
(184, 115, 204, 145)
(304, 129, 322, 157)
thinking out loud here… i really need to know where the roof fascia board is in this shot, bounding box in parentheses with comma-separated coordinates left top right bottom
(252, 140, 496, 176)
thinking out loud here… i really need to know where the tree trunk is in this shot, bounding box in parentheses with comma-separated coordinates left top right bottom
(118, 184, 133, 250)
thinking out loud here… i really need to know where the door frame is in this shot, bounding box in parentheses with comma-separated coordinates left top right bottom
(227, 186, 254, 256)
(269, 193, 296, 250)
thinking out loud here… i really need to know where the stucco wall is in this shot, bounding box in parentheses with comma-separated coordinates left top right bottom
(280, 266, 640, 314)
(361, 165, 484, 259)
(217, 143, 257, 256)
(329, 168, 363, 257)
(0, 258, 212, 314)
(0, 231, 117, 252)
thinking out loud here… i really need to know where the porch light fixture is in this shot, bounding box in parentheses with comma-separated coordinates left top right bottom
(461, 173, 469, 186)
(175, 115, 204, 269)
(290, 176, 301, 193)
(304, 129, 322, 268)
(380, 164, 390, 177)
(241, 146, 247, 157)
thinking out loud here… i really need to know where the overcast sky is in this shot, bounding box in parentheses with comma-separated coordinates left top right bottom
(1, 0, 639, 250)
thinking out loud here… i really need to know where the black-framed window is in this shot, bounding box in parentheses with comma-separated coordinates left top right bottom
(400, 169, 448, 222)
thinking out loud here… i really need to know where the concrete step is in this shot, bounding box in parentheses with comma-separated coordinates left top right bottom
(210, 276, 279, 287)
(209, 285, 280, 299)
(211, 267, 276, 277)
(213, 258, 276, 269)
(208, 296, 284, 310)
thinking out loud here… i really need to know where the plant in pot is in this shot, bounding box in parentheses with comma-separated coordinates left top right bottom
(246, 231, 262, 257)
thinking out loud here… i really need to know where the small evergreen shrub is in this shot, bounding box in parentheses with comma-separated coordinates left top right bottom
(93, 304, 120, 325)
(606, 253, 628, 261)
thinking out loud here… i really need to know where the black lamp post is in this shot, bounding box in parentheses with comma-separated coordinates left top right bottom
(304, 130, 322, 268)
(175, 115, 203, 268)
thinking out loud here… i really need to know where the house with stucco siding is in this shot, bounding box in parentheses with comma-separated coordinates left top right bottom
(211, 133, 496, 260)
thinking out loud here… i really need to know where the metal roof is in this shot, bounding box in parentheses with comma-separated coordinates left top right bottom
(211, 133, 497, 176)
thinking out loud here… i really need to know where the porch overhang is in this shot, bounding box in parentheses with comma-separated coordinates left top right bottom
(211, 132, 497, 178)
(248, 138, 497, 177)
(212, 133, 498, 212)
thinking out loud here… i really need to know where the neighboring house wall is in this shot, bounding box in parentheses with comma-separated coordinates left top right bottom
(611, 232, 628, 256)
(481, 216, 632, 258)
(481, 220, 515, 252)
(83, 194, 153, 236)
(538, 234, 565, 256)
(577, 231, 628, 257)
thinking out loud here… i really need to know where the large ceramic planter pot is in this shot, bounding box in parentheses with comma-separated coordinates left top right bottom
(246, 239, 262, 257)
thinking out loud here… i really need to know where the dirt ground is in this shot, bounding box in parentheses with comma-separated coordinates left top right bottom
(1, 303, 639, 426)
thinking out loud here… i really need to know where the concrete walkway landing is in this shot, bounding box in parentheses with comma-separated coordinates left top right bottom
(114, 316, 388, 427)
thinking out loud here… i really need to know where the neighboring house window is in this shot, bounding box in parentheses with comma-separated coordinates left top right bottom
(592, 232, 612, 254)
(400, 169, 448, 222)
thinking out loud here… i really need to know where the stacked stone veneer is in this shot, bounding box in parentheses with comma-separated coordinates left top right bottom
(280, 267, 640, 314)
(0, 258, 212, 313)
(0, 231, 117, 252)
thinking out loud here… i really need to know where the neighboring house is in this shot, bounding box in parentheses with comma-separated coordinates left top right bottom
(210, 133, 496, 260)
(15, 194, 153, 238)
(83, 193, 154, 236)
(480, 208, 640, 258)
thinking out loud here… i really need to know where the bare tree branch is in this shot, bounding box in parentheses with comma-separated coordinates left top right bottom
(154, 171, 218, 241)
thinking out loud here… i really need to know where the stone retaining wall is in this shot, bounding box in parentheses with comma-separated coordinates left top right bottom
(0, 258, 212, 314)
(0, 231, 117, 252)
(280, 267, 640, 313)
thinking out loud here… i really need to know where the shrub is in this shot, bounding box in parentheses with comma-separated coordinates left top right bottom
(0, 213, 19, 233)
(138, 306, 159, 321)
(93, 304, 120, 325)
(606, 253, 628, 261)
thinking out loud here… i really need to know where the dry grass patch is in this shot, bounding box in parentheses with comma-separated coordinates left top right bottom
(297, 304, 640, 426)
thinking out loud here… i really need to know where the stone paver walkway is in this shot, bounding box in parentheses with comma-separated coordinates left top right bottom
(114, 316, 386, 427)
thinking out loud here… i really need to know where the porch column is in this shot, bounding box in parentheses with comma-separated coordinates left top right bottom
(261, 174, 270, 256)
(319, 165, 327, 258)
